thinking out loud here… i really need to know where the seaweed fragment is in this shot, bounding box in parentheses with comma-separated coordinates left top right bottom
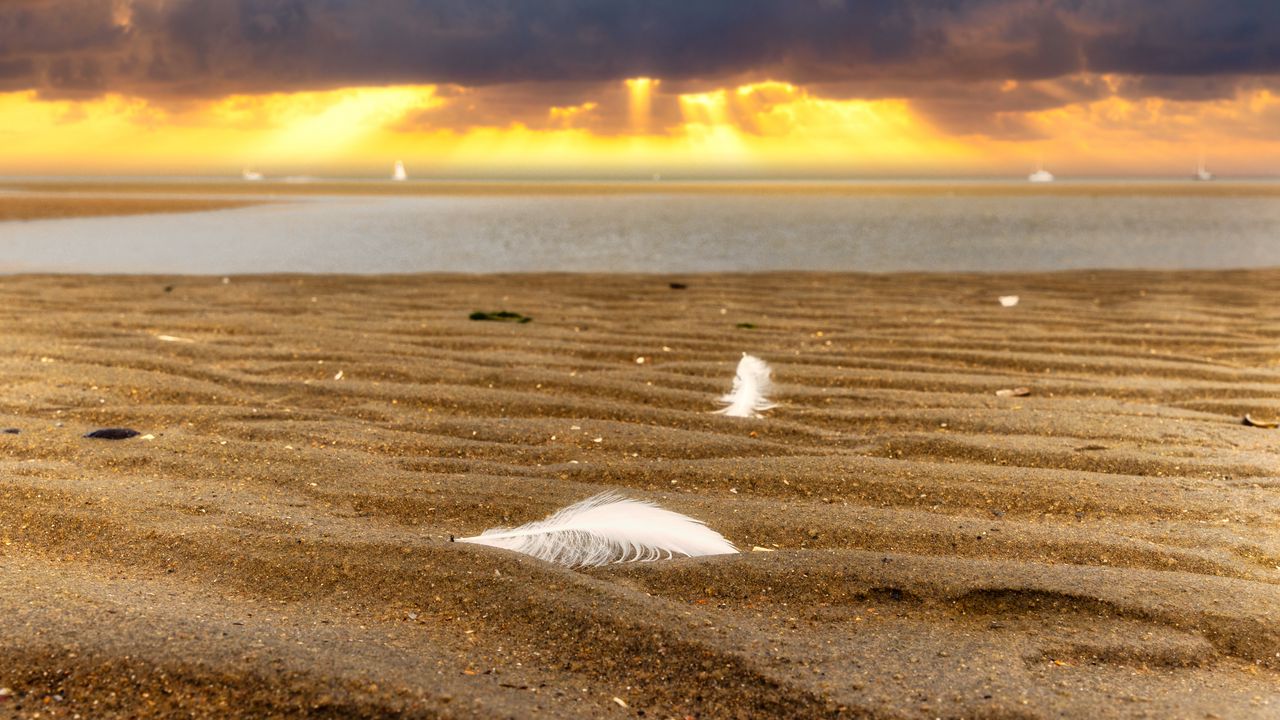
(84, 428, 141, 440)
(469, 311, 532, 323)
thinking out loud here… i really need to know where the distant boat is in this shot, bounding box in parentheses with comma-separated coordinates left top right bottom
(1028, 160, 1054, 183)
(1193, 155, 1214, 181)
(393, 161, 408, 181)
(242, 169, 263, 182)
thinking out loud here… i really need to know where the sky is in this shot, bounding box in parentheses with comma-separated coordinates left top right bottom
(1, 0, 1278, 177)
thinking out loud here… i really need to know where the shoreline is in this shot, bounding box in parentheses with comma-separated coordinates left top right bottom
(7, 179, 1280, 199)
(0, 195, 264, 222)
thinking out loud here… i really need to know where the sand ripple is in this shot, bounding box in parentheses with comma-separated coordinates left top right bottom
(0, 271, 1277, 717)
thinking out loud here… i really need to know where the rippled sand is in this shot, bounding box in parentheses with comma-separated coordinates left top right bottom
(1, 272, 1277, 718)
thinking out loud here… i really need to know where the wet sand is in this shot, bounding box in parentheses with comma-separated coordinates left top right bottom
(0, 196, 262, 222)
(0, 271, 1277, 718)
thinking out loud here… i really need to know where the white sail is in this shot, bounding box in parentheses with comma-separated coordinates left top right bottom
(393, 160, 408, 181)
(1194, 153, 1213, 181)
(1028, 160, 1054, 183)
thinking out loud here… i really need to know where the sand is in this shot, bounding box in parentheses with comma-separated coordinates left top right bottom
(0, 271, 1277, 718)
(7, 180, 1280, 199)
(0, 197, 262, 222)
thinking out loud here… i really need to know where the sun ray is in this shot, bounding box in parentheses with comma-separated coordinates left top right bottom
(0, 77, 1277, 176)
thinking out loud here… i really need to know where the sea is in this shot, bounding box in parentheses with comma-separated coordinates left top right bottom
(2, 180, 1278, 274)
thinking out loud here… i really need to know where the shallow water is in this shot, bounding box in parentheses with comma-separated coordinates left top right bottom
(2, 190, 1278, 273)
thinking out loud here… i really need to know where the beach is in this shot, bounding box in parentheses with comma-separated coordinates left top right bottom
(8, 180, 1280, 198)
(0, 196, 261, 222)
(1, 270, 1277, 718)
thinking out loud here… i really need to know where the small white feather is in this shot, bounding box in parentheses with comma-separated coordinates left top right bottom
(456, 492, 738, 568)
(713, 353, 776, 418)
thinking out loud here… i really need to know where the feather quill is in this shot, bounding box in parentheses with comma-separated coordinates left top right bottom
(713, 353, 777, 418)
(456, 492, 738, 568)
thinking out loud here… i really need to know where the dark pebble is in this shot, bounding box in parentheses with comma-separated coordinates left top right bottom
(669, 282, 688, 290)
(84, 428, 141, 440)
(2, 428, 18, 435)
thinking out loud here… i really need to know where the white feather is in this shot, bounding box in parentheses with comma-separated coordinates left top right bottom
(456, 492, 738, 568)
(713, 353, 776, 418)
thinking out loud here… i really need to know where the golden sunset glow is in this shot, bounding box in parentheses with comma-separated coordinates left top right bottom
(625, 77, 657, 135)
(0, 1, 1275, 177)
(2, 77, 1278, 177)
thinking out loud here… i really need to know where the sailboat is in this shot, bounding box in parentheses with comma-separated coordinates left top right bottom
(392, 161, 408, 181)
(1193, 154, 1214, 181)
(1028, 159, 1054, 183)
(242, 169, 263, 181)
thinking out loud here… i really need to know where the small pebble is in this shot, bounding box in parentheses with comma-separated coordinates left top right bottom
(84, 428, 141, 440)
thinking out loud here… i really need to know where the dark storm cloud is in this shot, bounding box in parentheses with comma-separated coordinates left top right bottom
(0, 0, 1275, 105)
(1080, 0, 1280, 77)
(0, 58, 35, 88)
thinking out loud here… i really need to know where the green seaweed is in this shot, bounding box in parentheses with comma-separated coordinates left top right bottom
(736, 322, 757, 329)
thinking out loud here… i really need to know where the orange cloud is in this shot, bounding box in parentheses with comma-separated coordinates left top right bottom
(1018, 90, 1280, 174)
(548, 101, 599, 129)
(0, 77, 1276, 177)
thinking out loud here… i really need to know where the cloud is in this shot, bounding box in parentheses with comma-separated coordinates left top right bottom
(0, 0, 1275, 140)
(393, 82, 626, 132)
(1079, 0, 1280, 77)
(0, 2, 1276, 95)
